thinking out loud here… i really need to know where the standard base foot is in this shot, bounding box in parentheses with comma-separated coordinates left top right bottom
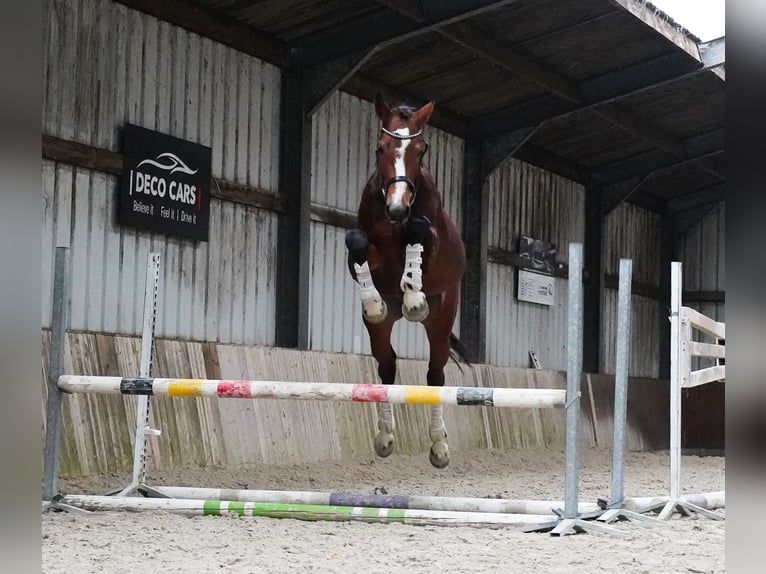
(658, 499, 724, 521)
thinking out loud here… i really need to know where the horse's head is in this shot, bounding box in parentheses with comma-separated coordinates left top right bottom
(374, 93, 434, 223)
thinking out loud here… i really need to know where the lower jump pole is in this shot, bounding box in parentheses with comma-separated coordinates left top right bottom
(59, 495, 558, 529)
(151, 486, 601, 515)
(57, 376, 566, 409)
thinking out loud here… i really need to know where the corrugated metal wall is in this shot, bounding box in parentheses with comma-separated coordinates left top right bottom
(601, 203, 662, 378)
(308, 91, 465, 360)
(42, 0, 280, 345)
(677, 202, 725, 370)
(485, 158, 585, 370)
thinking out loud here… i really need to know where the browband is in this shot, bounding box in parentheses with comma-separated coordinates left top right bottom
(380, 127, 423, 139)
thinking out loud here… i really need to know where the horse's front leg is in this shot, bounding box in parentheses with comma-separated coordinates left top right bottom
(346, 229, 387, 324)
(400, 215, 431, 322)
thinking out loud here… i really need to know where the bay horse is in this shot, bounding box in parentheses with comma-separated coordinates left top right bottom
(345, 93, 469, 468)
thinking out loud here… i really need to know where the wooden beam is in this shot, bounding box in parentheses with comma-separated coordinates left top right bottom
(601, 152, 725, 215)
(309, 205, 357, 229)
(460, 138, 487, 363)
(683, 290, 725, 303)
(480, 128, 538, 179)
(42, 135, 285, 213)
(592, 128, 725, 185)
(292, 0, 521, 65)
(603, 275, 661, 300)
(440, 21, 582, 102)
(473, 51, 697, 137)
(113, 0, 289, 67)
(42, 134, 122, 175)
(513, 145, 591, 185)
(304, 48, 380, 117)
(665, 184, 725, 215)
(487, 247, 570, 279)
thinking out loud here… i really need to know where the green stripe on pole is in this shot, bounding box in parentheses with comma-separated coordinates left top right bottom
(228, 501, 246, 516)
(203, 500, 221, 515)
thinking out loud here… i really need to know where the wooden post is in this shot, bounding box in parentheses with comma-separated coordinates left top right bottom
(583, 187, 602, 373)
(459, 138, 487, 363)
(658, 214, 675, 379)
(276, 69, 312, 349)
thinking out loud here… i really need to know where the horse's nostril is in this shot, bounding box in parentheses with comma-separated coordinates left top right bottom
(387, 204, 407, 221)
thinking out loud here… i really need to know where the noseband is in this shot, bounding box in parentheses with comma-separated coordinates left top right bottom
(378, 127, 430, 203)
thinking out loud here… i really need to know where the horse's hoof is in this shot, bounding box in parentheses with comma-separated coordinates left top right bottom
(402, 303, 429, 323)
(402, 290, 428, 322)
(363, 300, 388, 324)
(374, 431, 395, 458)
(429, 440, 450, 469)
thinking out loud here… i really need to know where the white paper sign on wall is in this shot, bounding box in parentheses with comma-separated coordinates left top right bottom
(518, 269, 555, 306)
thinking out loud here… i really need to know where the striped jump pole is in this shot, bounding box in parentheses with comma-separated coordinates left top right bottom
(151, 486, 723, 516)
(58, 495, 558, 529)
(57, 376, 566, 409)
(151, 486, 601, 515)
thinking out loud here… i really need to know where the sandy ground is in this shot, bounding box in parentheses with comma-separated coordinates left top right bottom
(43, 448, 725, 574)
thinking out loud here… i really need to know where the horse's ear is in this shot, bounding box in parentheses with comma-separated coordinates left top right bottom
(412, 101, 435, 129)
(374, 92, 392, 121)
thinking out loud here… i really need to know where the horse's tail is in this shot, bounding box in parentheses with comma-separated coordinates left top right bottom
(448, 333, 472, 371)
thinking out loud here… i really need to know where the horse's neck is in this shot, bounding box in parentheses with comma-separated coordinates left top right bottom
(414, 169, 443, 215)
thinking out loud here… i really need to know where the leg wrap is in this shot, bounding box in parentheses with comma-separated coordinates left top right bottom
(429, 404, 447, 442)
(377, 403, 395, 433)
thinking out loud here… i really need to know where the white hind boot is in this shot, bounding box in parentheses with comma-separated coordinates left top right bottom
(428, 404, 449, 468)
(374, 403, 395, 457)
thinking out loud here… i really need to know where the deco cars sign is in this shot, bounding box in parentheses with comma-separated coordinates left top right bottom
(120, 124, 211, 241)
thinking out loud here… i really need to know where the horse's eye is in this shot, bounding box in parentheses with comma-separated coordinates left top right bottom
(375, 146, 383, 156)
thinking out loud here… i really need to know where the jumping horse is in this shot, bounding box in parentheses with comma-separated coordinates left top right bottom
(345, 93, 469, 469)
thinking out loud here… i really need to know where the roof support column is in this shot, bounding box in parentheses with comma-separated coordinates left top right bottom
(583, 186, 602, 373)
(275, 69, 312, 349)
(459, 138, 488, 363)
(658, 213, 676, 379)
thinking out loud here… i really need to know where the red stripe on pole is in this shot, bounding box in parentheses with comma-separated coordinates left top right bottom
(351, 384, 389, 402)
(217, 381, 252, 398)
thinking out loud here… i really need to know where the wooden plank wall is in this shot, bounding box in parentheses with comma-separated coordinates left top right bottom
(41, 161, 278, 344)
(308, 91, 465, 360)
(42, 0, 280, 345)
(601, 202, 662, 378)
(677, 202, 725, 371)
(43, 331, 668, 478)
(485, 158, 585, 370)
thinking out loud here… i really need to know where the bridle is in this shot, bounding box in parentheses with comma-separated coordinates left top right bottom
(377, 126, 430, 203)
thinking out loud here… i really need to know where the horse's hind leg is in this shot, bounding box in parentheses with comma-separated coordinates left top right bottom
(346, 229, 387, 324)
(364, 313, 399, 457)
(400, 215, 430, 322)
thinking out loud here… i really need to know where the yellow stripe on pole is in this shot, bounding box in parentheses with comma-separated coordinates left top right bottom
(167, 379, 203, 397)
(402, 386, 441, 404)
